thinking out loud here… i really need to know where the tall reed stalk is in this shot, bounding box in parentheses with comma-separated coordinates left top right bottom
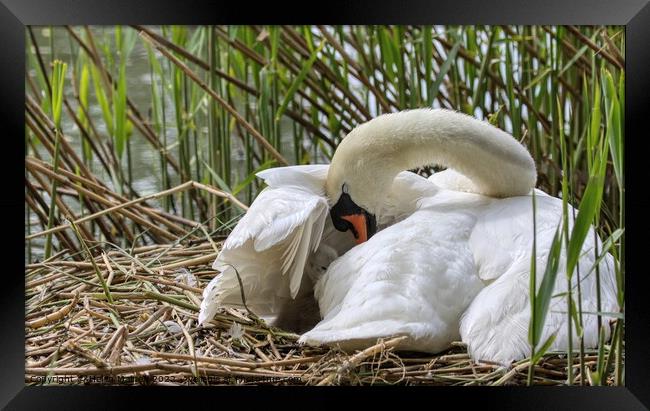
(43, 60, 67, 258)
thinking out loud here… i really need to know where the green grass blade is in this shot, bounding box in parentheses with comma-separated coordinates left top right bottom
(528, 190, 538, 346)
(429, 39, 461, 106)
(531, 332, 557, 365)
(566, 152, 608, 279)
(202, 159, 233, 194)
(423, 26, 433, 106)
(588, 78, 601, 170)
(232, 159, 276, 196)
(89, 64, 113, 136)
(532, 223, 563, 345)
(275, 40, 325, 122)
(50, 60, 67, 129)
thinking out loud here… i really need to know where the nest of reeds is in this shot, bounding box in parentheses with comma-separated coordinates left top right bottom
(25, 239, 614, 386)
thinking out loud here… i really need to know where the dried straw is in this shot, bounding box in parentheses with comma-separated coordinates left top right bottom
(25, 238, 612, 386)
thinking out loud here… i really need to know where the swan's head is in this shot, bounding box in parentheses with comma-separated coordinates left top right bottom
(327, 181, 378, 246)
(326, 119, 397, 245)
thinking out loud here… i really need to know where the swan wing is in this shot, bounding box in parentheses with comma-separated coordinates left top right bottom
(467, 189, 554, 283)
(428, 168, 480, 193)
(199, 167, 330, 326)
(460, 194, 619, 364)
(428, 170, 548, 197)
(257, 164, 328, 194)
(377, 171, 439, 227)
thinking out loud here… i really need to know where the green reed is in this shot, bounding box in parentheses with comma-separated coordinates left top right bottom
(43, 59, 67, 259)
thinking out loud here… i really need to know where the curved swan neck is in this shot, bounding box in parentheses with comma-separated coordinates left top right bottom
(327, 109, 537, 213)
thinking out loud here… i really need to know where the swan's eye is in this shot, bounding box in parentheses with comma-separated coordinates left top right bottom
(342, 183, 349, 194)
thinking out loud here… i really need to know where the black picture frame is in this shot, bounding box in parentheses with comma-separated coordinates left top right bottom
(5, 0, 649, 409)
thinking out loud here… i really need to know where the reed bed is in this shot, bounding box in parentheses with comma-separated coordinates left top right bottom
(25, 25, 625, 243)
(25, 239, 615, 386)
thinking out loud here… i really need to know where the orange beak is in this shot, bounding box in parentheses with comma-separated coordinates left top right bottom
(341, 214, 368, 245)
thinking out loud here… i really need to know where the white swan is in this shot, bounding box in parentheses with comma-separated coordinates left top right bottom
(200, 108, 619, 365)
(198, 164, 434, 333)
(299, 108, 618, 364)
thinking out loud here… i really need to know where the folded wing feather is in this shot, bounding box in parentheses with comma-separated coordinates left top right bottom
(199, 166, 331, 326)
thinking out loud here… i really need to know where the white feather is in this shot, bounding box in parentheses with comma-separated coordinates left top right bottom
(199, 166, 332, 327)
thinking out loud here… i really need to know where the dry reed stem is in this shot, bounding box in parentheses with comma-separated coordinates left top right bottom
(26, 178, 247, 242)
(316, 336, 408, 386)
(26, 291, 79, 329)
